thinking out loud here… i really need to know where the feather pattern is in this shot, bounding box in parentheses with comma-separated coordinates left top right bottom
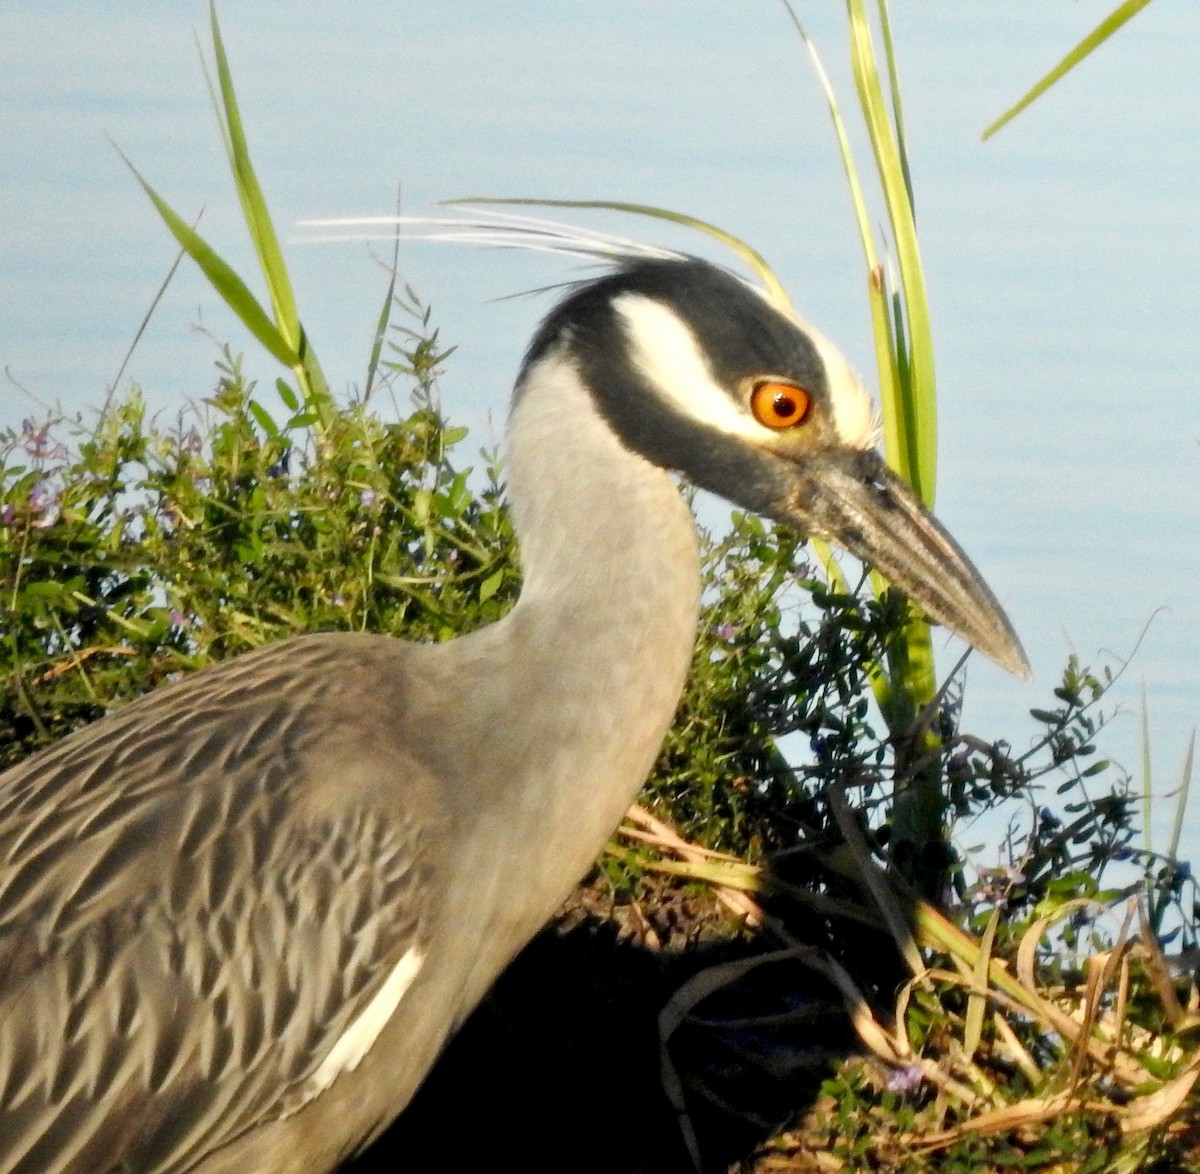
(0, 637, 439, 1172)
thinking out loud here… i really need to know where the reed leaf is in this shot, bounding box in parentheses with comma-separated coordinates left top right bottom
(982, 0, 1156, 140)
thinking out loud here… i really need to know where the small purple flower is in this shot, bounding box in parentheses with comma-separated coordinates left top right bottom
(180, 428, 202, 455)
(886, 1063, 924, 1094)
(0, 504, 15, 526)
(715, 622, 741, 642)
(29, 480, 53, 510)
(28, 478, 60, 527)
(168, 609, 189, 628)
(359, 488, 379, 509)
(21, 419, 67, 461)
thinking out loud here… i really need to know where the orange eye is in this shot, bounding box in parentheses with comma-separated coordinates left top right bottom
(750, 380, 811, 430)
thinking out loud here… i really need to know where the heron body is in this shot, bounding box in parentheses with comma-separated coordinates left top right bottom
(0, 258, 1027, 1171)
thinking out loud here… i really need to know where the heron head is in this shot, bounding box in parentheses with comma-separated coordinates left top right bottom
(523, 256, 1029, 679)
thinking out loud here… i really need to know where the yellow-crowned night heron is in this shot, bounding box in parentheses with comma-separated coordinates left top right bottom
(0, 256, 1027, 1172)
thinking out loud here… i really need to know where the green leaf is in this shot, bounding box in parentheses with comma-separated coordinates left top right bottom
(247, 399, 279, 438)
(114, 146, 300, 371)
(20, 581, 72, 600)
(364, 190, 403, 403)
(206, 2, 300, 348)
(982, 0, 1155, 140)
(963, 904, 1001, 1062)
(847, 0, 936, 504)
(197, 2, 332, 427)
(275, 379, 299, 411)
(412, 488, 432, 528)
(1166, 729, 1195, 865)
(478, 569, 504, 604)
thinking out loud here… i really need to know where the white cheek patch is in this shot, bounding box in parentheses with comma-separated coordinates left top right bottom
(613, 290, 880, 452)
(612, 293, 770, 443)
(309, 945, 425, 1093)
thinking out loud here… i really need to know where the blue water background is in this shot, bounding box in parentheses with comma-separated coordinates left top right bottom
(2, 2, 1198, 875)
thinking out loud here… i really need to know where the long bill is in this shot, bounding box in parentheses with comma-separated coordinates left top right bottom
(775, 448, 1031, 679)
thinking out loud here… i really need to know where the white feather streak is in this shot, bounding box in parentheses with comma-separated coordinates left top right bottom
(309, 946, 424, 1093)
(292, 210, 686, 265)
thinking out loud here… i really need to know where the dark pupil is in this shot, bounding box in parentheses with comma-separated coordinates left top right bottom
(773, 393, 796, 418)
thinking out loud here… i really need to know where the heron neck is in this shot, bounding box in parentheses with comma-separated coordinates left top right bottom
(492, 350, 701, 854)
(506, 352, 700, 615)
(415, 353, 701, 1019)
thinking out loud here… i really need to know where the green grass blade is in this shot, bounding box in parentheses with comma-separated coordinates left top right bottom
(782, 6, 876, 269)
(828, 0, 941, 888)
(842, 1, 937, 706)
(784, 4, 937, 712)
(365, 191, 403, 403)
(102, 236, 192, 428)
(452, 197, 794, 312)
(1166, 729, 1195, 866)
(847, 0, 936, 506)
(781, 7, 905, 489)
(207, 3, 298, 343)
(875, 0, 913, 211)
(982, 0, 1155, 141)
(964, 905, 1002, 1062)
(115, 146, 300, 370)
(204, 3, 331, 422)
(865, 271, 903, 473)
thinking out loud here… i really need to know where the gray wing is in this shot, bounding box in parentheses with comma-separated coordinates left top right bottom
(0, 635, 443, 1173)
